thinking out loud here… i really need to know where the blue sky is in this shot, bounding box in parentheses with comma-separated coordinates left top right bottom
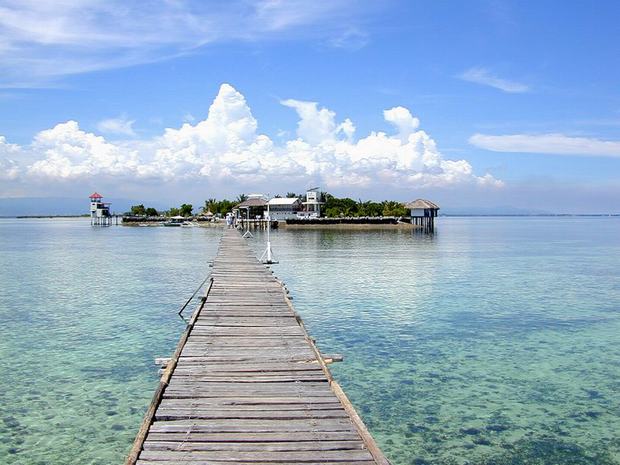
(0, 0, 619, 212)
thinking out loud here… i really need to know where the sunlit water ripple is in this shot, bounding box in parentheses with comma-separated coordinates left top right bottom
(1, 217, 619, 464)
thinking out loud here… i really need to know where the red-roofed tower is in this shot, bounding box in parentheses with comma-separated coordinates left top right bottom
(89, 192, 112, 225)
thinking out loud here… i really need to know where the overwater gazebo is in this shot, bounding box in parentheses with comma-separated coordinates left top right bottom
(405, 199, 440, 232)
(234, 196, 268, 219)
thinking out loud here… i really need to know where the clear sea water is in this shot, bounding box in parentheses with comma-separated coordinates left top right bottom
(1, 217, 619, 465)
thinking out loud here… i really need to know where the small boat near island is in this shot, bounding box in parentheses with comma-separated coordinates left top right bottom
(163, 216, 184, 227)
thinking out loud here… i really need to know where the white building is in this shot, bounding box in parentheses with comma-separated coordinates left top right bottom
(405, 199, 439, 231)
(301, 188, 324, 218)
(89, 192, 112, 225)
(267, 197, 302, 220)
(405, 199, 440, 218)
(234, 194, 268, 220)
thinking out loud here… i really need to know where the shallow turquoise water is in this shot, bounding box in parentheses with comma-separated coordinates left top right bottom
(1, 217, 619, 464)
(0, 219, 221, 464)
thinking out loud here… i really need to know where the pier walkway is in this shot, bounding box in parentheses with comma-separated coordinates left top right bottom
(126, 228, 389, 465)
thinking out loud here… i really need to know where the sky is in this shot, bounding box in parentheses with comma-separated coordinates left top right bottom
(0, 0, 619, 213)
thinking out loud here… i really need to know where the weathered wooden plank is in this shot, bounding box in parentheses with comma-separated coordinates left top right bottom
(159, 394, 339, 403)
(138, 449, 375, 461)
(182, 341, 308, 349)
(165, 375, 328, 383)
(144, 431, 361, 442)
(162, 390, 336, 399)
(154, 409, 349, 421)
(142, 440, 365, 451)
(173, 357, 324, 364)
(193, 322, 300, 328)
(174, 362, 323, 371)
(159, 397, 343, 406)
(157, 401, 344, 411)
(190, 327, 306, 336)
(163, 390, 337, 399)
(173, 363, 324, 372)
(137, 460, 374, 465)
(178, 350, 316, 359)
(205, 300, 288, 311)
(148, 418, 357, 433)
(173, 371, 325, 379)
(183, 335, 305, 343)
(180, 340, 312, 349)
(195, 316, 298, 324)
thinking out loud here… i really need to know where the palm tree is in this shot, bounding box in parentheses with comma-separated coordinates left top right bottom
(204, 198, 217, 212)
(236, 194, 248, 203)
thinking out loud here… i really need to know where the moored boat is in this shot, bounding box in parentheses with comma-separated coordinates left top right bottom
(163, 215, 184, 227)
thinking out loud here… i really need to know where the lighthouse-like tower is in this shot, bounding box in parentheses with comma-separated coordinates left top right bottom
(89, 192, 112, 225)
(302, 187, 324, 218)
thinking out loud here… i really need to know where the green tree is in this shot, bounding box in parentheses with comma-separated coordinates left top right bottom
(204, 198, 236, 216)
(325, 207, 341, 218)
(321, 194, 358, 217)
(179, 204, 193, 217)
(130, 204, 146, 216)
(219, 200, 236, 215)
(204, 198, 217, 213)
(360, 201, 383, 217)
(382, 201, 407, 217)
(286, 192, 299, 198)
(145, 207, 158, 216)
(321, 193, 406, 218)
(168, 207, 180, 216)
(236, 194, 248, 204)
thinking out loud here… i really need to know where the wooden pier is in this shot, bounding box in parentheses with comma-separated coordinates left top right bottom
(125, 228, 390, 465)
(238, 218, 278, 229)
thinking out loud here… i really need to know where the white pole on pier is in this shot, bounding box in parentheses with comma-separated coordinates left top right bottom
(260, 198, 277, 264)
(242, 206, 253, 238)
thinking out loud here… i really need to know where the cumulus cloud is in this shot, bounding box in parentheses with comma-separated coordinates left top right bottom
(28, 121, 139, 179)
(96, 116, 136, 136)
(0, 136, 21, 180)
(281, 99, 355, 144)
(459, 67, 529, 93)
(384, 106, 420, 141)
(469, 133, 620, 157)
(0, 83, 502, 193)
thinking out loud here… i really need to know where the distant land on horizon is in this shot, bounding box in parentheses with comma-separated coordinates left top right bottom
(0, 197, 617, 218)
(0, 197, 168, 217)
(440, 206, 552, 216)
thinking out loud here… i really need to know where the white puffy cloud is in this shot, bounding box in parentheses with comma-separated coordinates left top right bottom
(27, 121, 139, 179)
(281, 99, 355, 144)
(384, 106, 419, 141)
(470, 133, 620, 157)
(0, 136, 21, 180)
(1, 83, 502, 194)
(97, 116, 136, 136)
(138, 83, 277, 180)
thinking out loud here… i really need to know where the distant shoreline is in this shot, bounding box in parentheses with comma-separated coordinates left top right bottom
(281, 222, 416, 230)
(442, 213, 620, 217)
(1, 213, 618, 219)
(2, 215, 91, 219)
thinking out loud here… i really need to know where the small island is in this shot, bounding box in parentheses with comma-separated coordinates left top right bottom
(118, 188, 440, 231)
